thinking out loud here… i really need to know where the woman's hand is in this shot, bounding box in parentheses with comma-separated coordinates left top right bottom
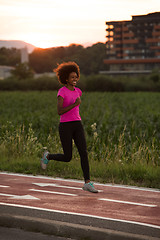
(75, 97, 81, 106)
(57, 96, 81, 115)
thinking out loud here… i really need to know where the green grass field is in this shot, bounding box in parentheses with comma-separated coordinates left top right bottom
(0, 91, 160, 188)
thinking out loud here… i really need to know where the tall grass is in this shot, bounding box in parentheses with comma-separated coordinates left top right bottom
(0, 91, 160, 188)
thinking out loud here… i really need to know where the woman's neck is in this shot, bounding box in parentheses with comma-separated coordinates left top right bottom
(66, 84, 75, 91)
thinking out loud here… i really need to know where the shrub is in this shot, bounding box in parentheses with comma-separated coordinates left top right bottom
(0, 72, 160, 92)
(85, 75, 124, 92)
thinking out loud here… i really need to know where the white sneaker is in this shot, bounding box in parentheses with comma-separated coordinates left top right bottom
(41, 150, 49, 170)
(83, 182, 98, 193)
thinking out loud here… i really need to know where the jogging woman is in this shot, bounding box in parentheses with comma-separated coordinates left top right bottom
(41, 61, 98, 193)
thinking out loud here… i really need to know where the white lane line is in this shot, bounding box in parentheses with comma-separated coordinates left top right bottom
(0, 185, 9, 188)
(0, 202, 160, 230)
(33, 183, 103, 192)
(0, 193, 39, 200)
(30, 188, 77, 197)
(33, 183, 82, 190)
(97, 184, 160, 193)
(99, 198, 157, 207)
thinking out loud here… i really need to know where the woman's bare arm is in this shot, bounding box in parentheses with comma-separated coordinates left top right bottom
(57, 95, 81, 115)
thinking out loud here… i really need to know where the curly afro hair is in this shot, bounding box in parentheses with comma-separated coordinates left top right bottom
(54, 62, 80, 85)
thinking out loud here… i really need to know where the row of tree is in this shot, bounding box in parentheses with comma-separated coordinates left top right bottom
(0, 43, 107, 75)
(1, 73, 160, 91)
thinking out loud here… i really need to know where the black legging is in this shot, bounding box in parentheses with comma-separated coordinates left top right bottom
(48, 121, 90, 181)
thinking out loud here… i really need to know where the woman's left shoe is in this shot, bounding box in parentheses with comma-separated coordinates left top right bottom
(41, 150, 49, 170)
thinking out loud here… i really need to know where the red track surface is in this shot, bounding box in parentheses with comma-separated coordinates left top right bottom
(0, 172, 160, 228)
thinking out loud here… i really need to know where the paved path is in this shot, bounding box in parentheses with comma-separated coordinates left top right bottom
(0, 226, 72, 240)
(0, 172, 160, 240)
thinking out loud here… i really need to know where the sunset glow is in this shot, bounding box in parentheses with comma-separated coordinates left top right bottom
(0, 0, 160, 49)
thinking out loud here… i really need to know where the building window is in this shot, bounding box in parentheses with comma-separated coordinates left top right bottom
(109, 25, 114, 29)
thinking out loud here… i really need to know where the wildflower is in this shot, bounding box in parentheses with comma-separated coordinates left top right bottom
(119, 159, 124, 165)
(43, 147, 47, 150)
(93, 132, 98, 139)
(91, 123, 97, 131)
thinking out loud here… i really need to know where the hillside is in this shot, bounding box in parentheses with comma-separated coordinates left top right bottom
(0, 40, 35, 53)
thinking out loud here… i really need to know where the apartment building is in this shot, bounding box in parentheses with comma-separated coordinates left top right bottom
(104, 12, 160, 73)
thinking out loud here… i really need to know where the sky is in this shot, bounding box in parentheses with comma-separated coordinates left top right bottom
(0, 0, 160, 48)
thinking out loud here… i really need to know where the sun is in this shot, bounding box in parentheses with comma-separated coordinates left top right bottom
(30, 40, 54, 49)
(24, 34, 61, 49)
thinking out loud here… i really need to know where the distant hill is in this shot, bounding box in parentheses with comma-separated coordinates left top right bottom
(0, 40, 35, 53)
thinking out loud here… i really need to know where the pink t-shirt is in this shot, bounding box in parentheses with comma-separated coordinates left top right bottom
(57, 86, 82, 122)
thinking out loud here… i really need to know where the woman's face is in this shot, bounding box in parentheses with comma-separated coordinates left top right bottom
(67, 72, 79, 86)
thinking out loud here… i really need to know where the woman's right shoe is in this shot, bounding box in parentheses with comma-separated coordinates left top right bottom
(83, 182, 98, 193)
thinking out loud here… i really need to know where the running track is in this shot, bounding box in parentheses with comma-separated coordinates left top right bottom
(0, 172, 160, 236)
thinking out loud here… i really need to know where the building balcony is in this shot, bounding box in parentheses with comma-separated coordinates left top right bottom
(150, 46, 160, 50)
(154, 25, 160, 30)
(104, 58, 160, 64)
(155, 52, 160, 56)
(146, 38, 160, 43)
(152, 31, 160, 36)
(122, 32, 134, 37)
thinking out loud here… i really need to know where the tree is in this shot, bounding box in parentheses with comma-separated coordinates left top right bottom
(11, 63, 34, 80)
(0, 47, 20, 66)
(77, 43, 106, 75)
